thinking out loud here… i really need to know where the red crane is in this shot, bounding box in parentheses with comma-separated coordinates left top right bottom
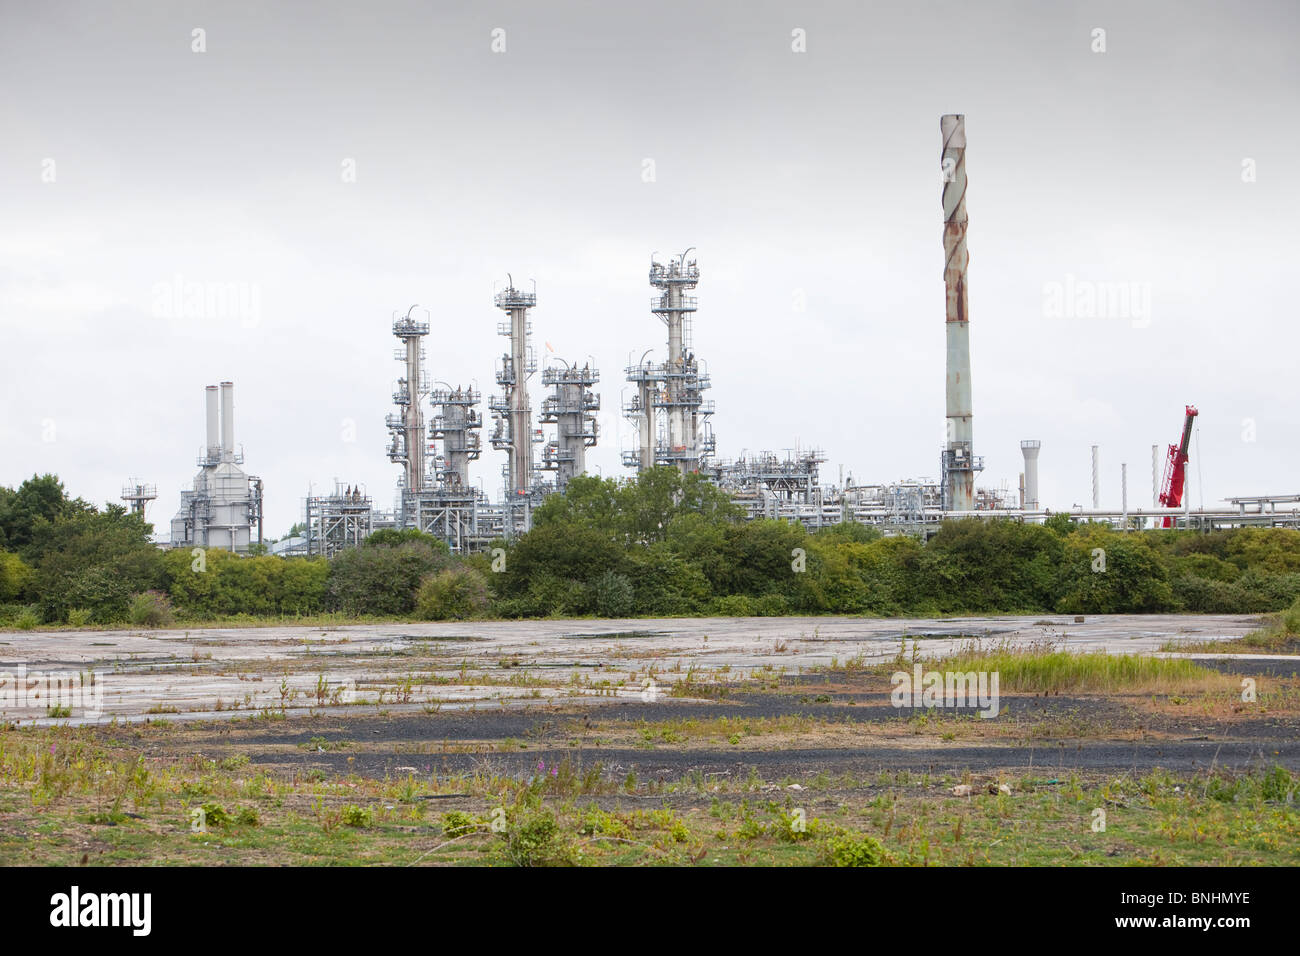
(1158, 405, 1198, 527)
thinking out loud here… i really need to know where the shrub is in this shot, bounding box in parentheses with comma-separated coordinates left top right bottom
(821, 831, 887, 867)
(708, 594, 754, 617)
(235, 807, 261, 826)
(497, 808, 574, 867)
(416, 566, 491, 620)
(1260, 766, 1295, 803)
(592, 570, 635, 617)
(340, 804, 372, 828)
(1283, 596, 1300, 635)
(753, 593, 791, 617)
(66, 608, 93, 627)
(441, 810, 481, 836)
(199, 802, 232, 828)
(14, 607, 40, 631)
(129, 591, 174, 628)
(327, 539, 449, 616)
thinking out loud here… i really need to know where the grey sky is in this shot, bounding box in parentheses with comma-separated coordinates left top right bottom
(2, 0, 1297, 536)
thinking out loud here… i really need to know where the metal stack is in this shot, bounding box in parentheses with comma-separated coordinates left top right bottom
(940, 115, 982, 511)
(169, 381, 263, 552)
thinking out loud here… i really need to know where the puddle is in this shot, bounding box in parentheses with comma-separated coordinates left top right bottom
(562, 631, 669, 640)
(400, 635, 488, 643)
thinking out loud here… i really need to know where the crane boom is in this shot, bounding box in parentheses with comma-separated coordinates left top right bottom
(1158, 404, 1199, 527)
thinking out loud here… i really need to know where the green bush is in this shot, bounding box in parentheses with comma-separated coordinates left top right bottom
(415, 566, 491, 620)
(199, 802, 232, 828)
(753, 593, 791, 617)
(592, 570, 635, 618)
(821, 831, 887, 867)
(164, 550, 330, 618)
(340, 804, 372, 828)
(14, 607, 40, 630)
(440, 810, 481, 836)
(1260, 765, 1295, 802)
(327, 538, 449, 616)
(1283, 597, 1300, 635)
(0, 552, 35, 602)
(66, 608, 93, 627)
(129, 591, 175, 628)
(708, 594, 754, 617)
(497, 808, 574, 867)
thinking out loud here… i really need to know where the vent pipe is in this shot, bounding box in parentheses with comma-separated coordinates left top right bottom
(1091, 445, 1100, 509)
(220, 381, 234, 457)
(205, 386, 220, 460)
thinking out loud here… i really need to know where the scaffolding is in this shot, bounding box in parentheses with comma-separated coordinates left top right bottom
(121, 481, 157, 517)
(710, 450, 825, 504)
(305, 484, 374, 557)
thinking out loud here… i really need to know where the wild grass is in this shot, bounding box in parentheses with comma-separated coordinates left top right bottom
(0, 720, 1296, 866)
(921, 639, 1227, 694)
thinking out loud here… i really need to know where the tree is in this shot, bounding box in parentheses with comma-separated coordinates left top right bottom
(1055, 529, 1174, 613)
(0, 474, 76, 558)
(0, 552, 35, 603)
(33, 504, 163, 623)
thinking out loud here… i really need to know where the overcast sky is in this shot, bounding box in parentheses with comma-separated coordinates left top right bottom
(2, 0, 1297, 537)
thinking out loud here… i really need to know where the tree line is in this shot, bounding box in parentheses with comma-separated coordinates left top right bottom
(2, 470, 1298, 627)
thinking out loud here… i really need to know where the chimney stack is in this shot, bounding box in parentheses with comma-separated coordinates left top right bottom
(1020, 440, 1041, 511)
(220, 381, 234, 457)
(941, 114, 979, 510)
(205, 386, 220, 461)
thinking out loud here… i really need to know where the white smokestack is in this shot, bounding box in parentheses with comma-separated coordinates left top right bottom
(205, 386, 219, 460)
(1091, 445, 1100, 509)
(1020, 440, 1040, 511)
(220, 381, 234, 457)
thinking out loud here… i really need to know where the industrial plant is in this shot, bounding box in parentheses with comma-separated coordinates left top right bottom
(136, 115, 1299, 555)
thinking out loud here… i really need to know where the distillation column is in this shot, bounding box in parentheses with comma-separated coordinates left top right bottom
(649, 250, 713, 472)
(429, 387, 482, 490)
(621, 351, 658, 473)
(941, 114, 981, 510)
(491, 283, 537, 497)
(540, 364, 599, 490)
(386, 307, 431, 496)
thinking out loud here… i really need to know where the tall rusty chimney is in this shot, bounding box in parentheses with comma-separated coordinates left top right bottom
(941, 114, 981, 511)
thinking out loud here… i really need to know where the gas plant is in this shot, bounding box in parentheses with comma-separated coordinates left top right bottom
(149, 114, 1300, 556)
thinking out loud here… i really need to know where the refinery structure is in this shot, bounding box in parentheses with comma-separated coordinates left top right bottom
(143, 115, 1300, 555)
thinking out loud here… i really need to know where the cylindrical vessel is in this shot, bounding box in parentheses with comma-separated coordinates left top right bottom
(205, 385, 220, 459)
(219, 381, 234, 457)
